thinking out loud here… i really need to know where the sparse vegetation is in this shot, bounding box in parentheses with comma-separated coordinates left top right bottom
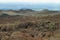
(0, 9, 60, 40)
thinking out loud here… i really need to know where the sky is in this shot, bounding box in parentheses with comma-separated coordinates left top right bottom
(0, 0, 59, 4)
(0, 0, 60, 10)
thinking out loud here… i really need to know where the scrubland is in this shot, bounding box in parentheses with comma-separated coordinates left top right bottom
(0, 9, 60, 40)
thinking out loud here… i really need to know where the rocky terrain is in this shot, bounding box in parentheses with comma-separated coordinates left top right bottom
(0, 9, 60, 40)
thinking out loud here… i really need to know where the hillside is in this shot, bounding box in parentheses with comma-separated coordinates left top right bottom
(0, 9, 60, 16)
(0, 9, 60, 40)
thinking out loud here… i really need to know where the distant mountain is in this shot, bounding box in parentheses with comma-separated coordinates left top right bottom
(0, 3, 60, 11)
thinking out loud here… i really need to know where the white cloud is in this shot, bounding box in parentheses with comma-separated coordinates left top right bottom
(0, 0, 60, 4)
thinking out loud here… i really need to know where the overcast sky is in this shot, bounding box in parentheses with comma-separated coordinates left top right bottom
(0, 0, 60, 4)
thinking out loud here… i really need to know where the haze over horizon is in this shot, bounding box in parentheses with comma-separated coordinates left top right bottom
(0, 0, 60, 10)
